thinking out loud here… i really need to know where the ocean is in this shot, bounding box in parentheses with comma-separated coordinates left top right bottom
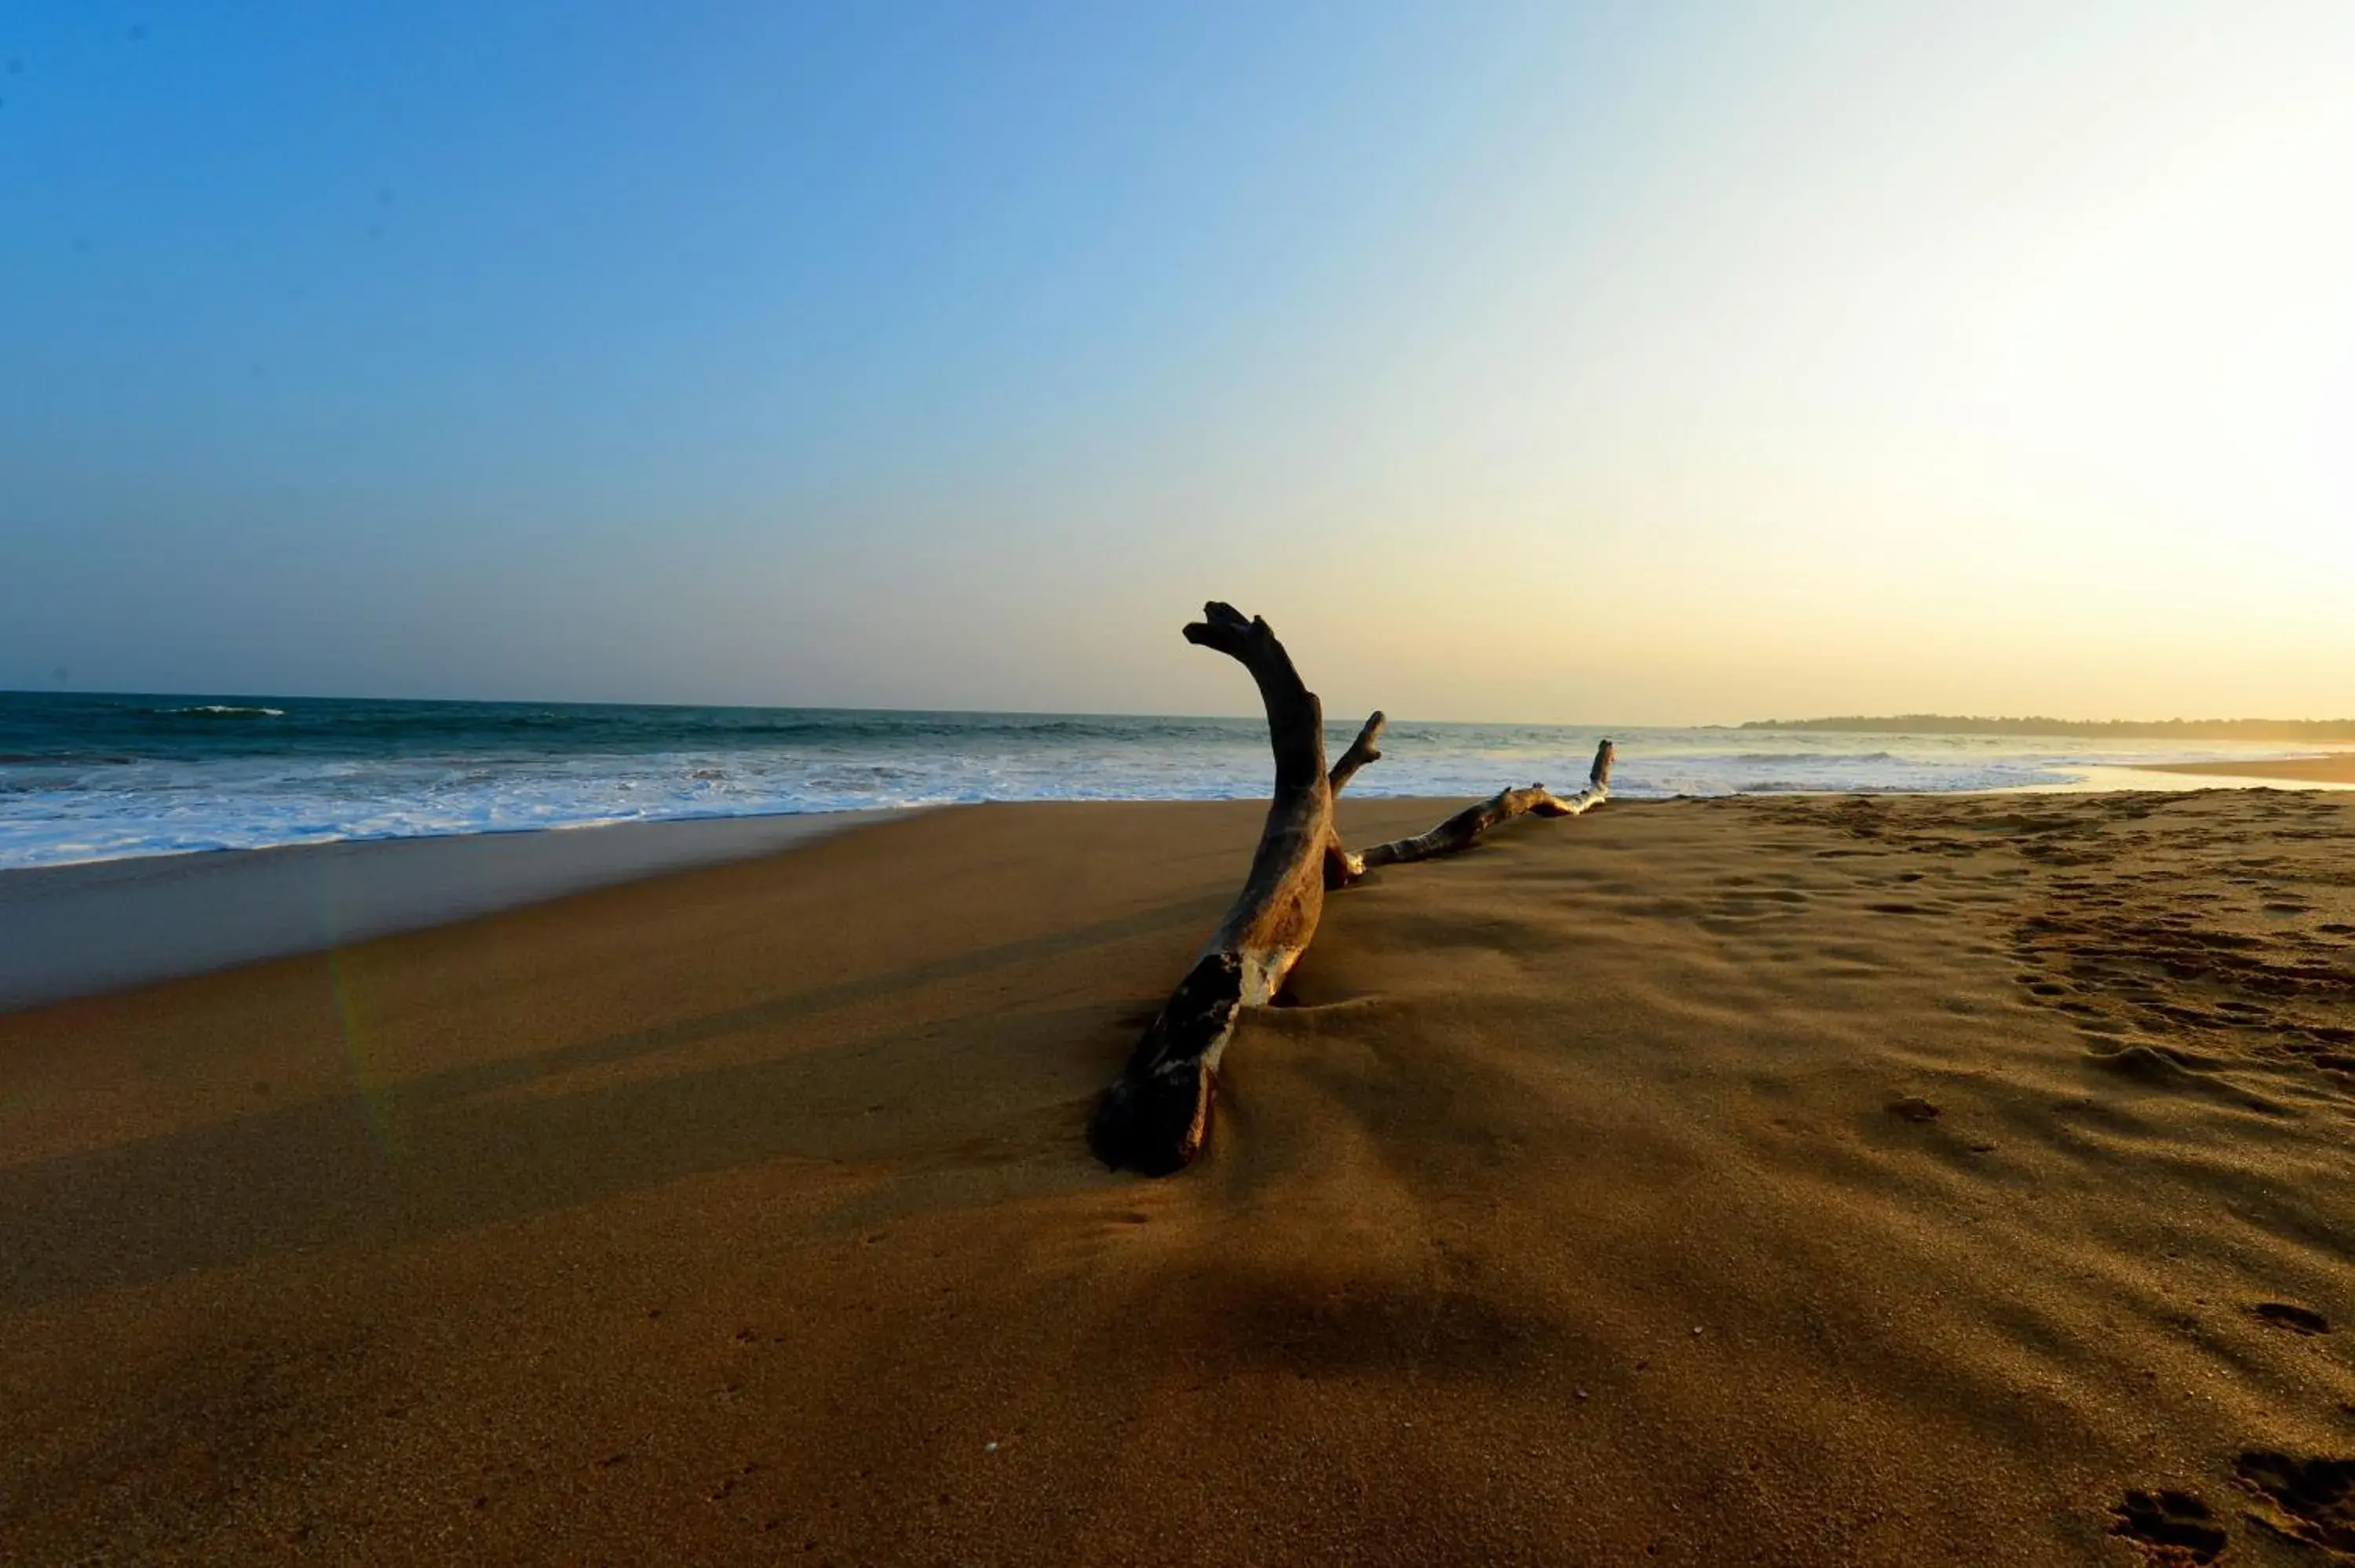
(0, 690, 2315, 870)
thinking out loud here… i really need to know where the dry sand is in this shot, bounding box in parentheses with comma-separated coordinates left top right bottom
(2138, 756, 2355, 787)
(2, 793, 2350, 1565)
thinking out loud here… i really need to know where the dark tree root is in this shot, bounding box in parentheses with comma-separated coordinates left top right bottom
(1088, 603, 1615, 1176)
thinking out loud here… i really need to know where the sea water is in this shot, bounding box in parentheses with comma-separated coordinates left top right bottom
(0, 690, 2317, 870)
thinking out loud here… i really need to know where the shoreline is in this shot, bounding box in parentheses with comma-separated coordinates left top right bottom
(2130, 753, 2355, 786)
(0, 810, 900, 1013)
(6, 760, 2350, 1014)
(12, 723, 2350, 881)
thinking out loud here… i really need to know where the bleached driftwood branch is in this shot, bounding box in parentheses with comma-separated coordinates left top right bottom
(1356, 746, 1614, 870)
(1086, 603, 1614, 1176)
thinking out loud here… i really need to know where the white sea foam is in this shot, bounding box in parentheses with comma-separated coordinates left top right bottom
(153, 704, 287, 718)
(0, 706, 2335, 871)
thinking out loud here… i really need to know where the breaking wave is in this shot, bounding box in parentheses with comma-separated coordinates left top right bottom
(147, 705, 287, 719)
(0, 691, 2320, 870)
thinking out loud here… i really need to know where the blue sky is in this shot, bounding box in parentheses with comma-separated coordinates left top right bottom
(4, 2, 2350, 720)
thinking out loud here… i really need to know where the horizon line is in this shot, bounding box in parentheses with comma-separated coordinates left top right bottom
(7, 687, 2355, 735)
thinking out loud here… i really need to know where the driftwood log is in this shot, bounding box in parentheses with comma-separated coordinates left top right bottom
(1087, 603, 1614, 1176)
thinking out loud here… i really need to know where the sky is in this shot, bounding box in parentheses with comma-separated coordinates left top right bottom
(2, 2, 2350, 724)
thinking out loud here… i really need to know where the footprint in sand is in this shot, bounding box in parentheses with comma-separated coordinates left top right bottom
(2109, 1488, 2226, 1563)
(2085, 1043, 2210, 1085)
(2251, 1302, 2331, 1336)
(2236, 1450, 2355, 1554)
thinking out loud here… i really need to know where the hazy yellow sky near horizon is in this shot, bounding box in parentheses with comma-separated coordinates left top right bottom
(5, 2, 2350, 722)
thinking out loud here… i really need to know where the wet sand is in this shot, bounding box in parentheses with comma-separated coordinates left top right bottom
(2137, 755, 2355, 787)
(2, 793, 2350, 1564)
(0, 811, 892, 1012)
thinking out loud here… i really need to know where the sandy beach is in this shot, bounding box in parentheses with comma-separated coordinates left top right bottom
(0, 811, 893, 1013)
(3, 791, 2350, 1564)
(2138, 756, 2355, 787)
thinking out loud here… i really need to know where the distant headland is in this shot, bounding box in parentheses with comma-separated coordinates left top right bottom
(1741, 715, 2355, 740)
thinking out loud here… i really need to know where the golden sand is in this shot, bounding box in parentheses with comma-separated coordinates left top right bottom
(2138, 756, 2355, 786)
(3, 793, 2350, 1564)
